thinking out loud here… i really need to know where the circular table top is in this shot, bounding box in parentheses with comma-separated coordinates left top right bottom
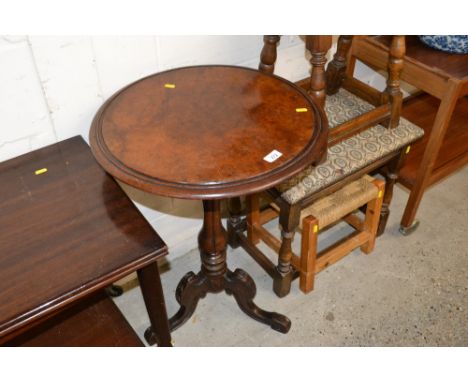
(90, 65, 327, 199)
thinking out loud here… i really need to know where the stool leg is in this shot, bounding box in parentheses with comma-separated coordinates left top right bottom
(300, 216, 319, 294)
(246, 193, 260, 245)
(361, 180, 385, 254)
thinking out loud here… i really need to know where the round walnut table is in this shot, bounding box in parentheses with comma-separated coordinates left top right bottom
(90, 65, 327, 342)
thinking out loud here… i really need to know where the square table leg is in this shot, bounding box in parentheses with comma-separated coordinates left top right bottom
(137, 262, 172, 347)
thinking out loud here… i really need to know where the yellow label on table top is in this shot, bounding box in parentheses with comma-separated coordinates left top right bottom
(164, 83, 176, 89)
(406, 145, 411, 154)
(296, 108, 308, 113)
(35, 168, 48, 175)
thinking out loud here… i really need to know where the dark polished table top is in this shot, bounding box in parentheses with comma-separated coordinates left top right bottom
(90, 65, 327, 199)
(0, 137, 167, 340)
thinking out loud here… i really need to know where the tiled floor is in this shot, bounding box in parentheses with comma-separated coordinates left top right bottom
(113, 166, 468, 346)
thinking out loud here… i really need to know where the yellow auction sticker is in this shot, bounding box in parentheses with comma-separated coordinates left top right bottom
(35, 168, 48, 175)
(296, 108, 308, 113)
(164, 83, 176, 89)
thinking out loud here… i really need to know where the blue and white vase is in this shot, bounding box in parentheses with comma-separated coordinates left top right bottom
(419, 35, 468, 54)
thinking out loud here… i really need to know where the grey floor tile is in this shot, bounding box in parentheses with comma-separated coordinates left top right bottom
(113, 166, 468, 346)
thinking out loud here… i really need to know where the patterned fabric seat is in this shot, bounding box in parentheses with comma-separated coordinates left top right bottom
(278, 90, 425, 204)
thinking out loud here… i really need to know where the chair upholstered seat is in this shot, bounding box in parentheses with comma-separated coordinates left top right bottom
(326, 89, 375, 128)
(278, 90, 424, 204)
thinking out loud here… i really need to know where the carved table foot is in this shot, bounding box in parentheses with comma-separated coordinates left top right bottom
(225, 269, 291, 333)
(144, 271, 208, 345)
(169, 271, 210, 331)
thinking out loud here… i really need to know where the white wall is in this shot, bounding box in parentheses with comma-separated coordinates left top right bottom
(0, 35, 385, 259)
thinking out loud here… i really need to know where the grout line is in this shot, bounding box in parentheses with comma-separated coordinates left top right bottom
(89, 37, 106, 103)
(26, 36, 58, 143)
(153, 36, 162, 72)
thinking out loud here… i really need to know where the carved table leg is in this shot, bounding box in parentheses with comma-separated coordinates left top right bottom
(225, 269, 291, 333)
(167, 271, 210, 331)
(168, 199, 291, 334)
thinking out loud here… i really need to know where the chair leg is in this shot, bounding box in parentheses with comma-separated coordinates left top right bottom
(227, 197, 243, 248)
(259, 35, 280, 74)
(300, 215, 319, 294)
(378, 148, 408, 236)
(384, 35, 405, 128)
(273, 203, 301, 297)
(361, 180, 385, 254)
(305, 35, 333, 109)
(326, 35, 353, 95)
(246, 193, 260, 245)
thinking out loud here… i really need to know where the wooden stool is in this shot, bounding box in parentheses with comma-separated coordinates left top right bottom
(248, 175, 385, 294)
(296, 175, 385, 293)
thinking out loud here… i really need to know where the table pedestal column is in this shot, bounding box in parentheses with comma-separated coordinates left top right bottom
(145, 199, 291, 344)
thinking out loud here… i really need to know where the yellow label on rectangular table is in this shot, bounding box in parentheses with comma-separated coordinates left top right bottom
(35, 168, 48, 175)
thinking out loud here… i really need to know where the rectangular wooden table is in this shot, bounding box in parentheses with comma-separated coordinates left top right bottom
(0, 136, 171, 346)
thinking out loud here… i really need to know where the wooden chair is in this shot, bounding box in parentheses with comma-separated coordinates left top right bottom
(227, 36, 425, 297)
(349, 36, 468, 234)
